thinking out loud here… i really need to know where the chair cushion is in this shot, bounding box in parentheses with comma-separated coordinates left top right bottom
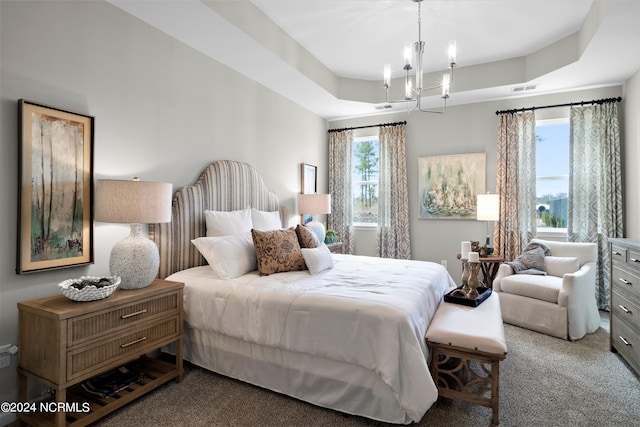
(545, 256, 579, 277)
(499, 274, 562, 303)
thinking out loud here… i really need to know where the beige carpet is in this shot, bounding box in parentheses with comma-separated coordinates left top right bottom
(96, 313, 639, 426)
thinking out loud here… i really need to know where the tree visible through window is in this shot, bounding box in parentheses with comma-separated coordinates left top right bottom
(536, 119, 569, 230)
(352, 137, 379, 224)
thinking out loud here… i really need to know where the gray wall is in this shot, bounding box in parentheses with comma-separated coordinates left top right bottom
(0, 1, 326, 409)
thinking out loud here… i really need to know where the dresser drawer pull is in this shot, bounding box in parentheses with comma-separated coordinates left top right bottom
(618, 304, 632, 314)
(618, 278, 632, 286)
(121, 309, 148, 319)
(613, 251, 623, 256)
(631, 258, 640, 263)
(618, 336, 631, 346)
(120, 337, 147, 348)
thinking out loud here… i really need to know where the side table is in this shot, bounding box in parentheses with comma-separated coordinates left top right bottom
(479, 255, 504, 288)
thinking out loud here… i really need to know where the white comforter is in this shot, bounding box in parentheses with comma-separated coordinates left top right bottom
(168, 254, 455, 423)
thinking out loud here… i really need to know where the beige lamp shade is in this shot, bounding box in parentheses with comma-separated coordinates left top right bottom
(298, 193, 331, 215)
(95, 179, 173, 224)
(477, 193, 499, 221)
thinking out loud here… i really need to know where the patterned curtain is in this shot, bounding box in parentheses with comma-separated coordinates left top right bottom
(568, 103, 623, 311)
(328, 129, 354, 254)
(377, 124, 410, 259)
(495, 111, 537, 261)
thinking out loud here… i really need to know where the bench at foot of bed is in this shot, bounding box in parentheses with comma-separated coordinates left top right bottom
(425, 292, 507, 426)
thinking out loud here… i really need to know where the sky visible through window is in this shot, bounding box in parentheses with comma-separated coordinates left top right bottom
(536, 122, 569, 197)
(536, 121, 569, 229)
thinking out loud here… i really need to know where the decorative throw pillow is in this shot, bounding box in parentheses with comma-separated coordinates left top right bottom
(295, 224, 319, 248)
(191, 233, 257, 279)
(251, 228, 307, 275)
(251, 208, 282, 231)
(204, 208, 252, 237)
(545, 256, 580, 277)
(506, 246, 548, 275)
(301, 244, 334, 275)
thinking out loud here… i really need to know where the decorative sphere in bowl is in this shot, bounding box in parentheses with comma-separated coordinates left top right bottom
(58, 276, 121, 301)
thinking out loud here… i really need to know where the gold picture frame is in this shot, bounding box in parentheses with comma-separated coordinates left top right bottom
(17, 100, 94, 273)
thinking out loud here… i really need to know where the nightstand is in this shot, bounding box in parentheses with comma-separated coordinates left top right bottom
(17, 279, 184, 427)
(326, 242, 344, 254)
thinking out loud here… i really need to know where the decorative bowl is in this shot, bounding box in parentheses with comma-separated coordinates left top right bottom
(58, 276, 121, 302)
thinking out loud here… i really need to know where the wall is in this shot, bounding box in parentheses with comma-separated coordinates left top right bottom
(623, 68, 640, 239)
(329, 86, 626, 276)
(0, 0, 326, 410)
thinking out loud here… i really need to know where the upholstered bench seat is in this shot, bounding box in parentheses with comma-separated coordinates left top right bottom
(426, 292, 507, 425)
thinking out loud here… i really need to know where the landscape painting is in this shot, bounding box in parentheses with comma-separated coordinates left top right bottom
(418, 153, 486, 219)
(17, 100, 94, 273)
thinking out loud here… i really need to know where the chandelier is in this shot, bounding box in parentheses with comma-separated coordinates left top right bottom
(383, 0, 457, 113)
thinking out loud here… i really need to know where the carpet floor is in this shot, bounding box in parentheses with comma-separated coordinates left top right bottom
(96, 313, 639, 426)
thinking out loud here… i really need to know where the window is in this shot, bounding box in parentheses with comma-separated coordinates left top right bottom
(352, 136, 379, 225)
(535, 119, 569, 232)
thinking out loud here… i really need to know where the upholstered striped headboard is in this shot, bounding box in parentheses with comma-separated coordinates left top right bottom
(149, 160, 287, 278)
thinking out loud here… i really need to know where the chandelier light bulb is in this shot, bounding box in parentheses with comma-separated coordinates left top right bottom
(384, 64, 391, 88)
(449, 40, 457, 65)
(404, 43, 412, 68)
(442, 73, 450, 98)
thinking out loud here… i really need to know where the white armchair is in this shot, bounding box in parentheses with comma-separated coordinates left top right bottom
(493, 238, 600, 340)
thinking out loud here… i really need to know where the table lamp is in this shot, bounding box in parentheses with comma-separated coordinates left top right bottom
(95, 178, 172, 289)
(477, 193, 499, 249)
(298, 193, 331, 243)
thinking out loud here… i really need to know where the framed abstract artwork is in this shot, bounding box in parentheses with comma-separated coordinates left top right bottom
(17, 100, 94, 273)
(418, 152, 486, 220)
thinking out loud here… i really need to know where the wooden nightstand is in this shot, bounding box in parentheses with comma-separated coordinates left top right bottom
(17, 279, 184, 427)
(326, 242, 344, 254)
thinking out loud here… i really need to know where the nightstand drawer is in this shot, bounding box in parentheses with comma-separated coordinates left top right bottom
(68, 315, 180, 381)
(69, 291, 180, 346)
(612, 267, 640, 300)
(612, 290, 640, 330)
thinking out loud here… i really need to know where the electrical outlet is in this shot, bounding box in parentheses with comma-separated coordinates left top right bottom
(0, 344, 12, 368)
(0, 353, 9, 369)
(441, 260, 447, 268)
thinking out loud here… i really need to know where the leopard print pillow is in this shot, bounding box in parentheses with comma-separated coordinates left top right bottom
(251, 228, 307, 275)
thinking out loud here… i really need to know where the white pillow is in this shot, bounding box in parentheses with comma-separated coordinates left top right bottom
(545, 256, 580, 277)
(251, 208, 281, 231)
(191, 233, 257, 279)
(204, 208, 252, 237)
(301, 244, 334, 275)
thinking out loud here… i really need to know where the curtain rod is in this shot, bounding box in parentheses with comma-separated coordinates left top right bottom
(327, 121, 407, 133)
(495, 97, 622, 115)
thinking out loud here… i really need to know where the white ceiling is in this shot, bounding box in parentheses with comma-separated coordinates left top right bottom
(109, 0, 640, 120)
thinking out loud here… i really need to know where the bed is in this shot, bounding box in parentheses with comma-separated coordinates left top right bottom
(149, 160, 455, 424)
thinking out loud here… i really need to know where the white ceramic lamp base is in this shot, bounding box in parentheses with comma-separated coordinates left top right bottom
(109, 224, 159, 289)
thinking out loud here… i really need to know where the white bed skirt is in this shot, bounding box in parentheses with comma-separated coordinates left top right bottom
(169, 324, 434, 424)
